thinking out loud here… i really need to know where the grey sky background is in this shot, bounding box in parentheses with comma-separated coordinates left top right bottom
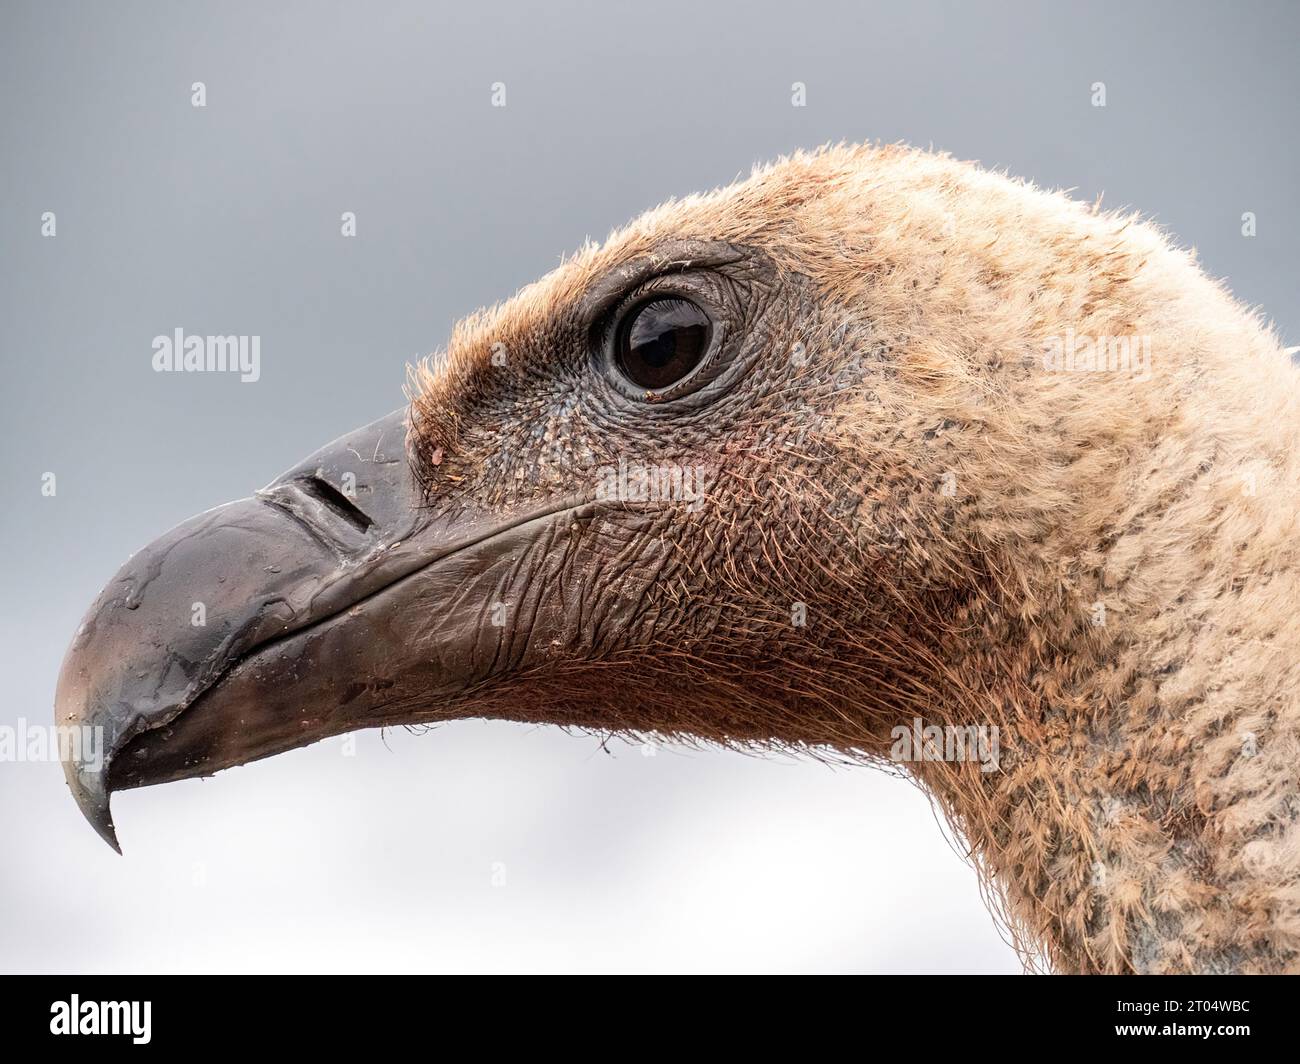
(1, 0, 1296, 972)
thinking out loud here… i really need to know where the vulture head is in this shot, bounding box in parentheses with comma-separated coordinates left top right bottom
(58, 144, 1300, 974)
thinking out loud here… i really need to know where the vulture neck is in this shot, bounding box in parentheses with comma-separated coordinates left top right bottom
(898, 336, 1300, 975)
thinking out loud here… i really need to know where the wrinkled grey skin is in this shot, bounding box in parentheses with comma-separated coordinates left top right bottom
(58, 243, 884, 853)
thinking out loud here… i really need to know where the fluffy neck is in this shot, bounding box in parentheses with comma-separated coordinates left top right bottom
(897, 268, 1300, 973)
(914, 540, 1300, 973)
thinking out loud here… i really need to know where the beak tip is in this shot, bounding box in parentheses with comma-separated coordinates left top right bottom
(64, 760, 123, 855)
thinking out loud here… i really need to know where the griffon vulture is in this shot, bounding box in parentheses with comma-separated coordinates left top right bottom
(57, 144, 1300, 974)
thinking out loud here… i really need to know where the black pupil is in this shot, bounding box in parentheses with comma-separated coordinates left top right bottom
(616, 297, 711, 390)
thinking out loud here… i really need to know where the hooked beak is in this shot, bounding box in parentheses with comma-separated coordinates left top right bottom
(56, 409, 586, 852)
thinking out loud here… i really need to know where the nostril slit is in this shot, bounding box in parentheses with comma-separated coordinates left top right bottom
(298, 476, 375, 532)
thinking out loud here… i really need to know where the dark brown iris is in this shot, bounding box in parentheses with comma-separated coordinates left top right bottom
(615, 296, 712, 390)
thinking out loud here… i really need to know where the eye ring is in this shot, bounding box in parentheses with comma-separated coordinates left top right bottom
(609, 295, 715, 398)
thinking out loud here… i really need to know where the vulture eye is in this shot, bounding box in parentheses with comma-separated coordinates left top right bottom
(613, 296, 712, 391)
